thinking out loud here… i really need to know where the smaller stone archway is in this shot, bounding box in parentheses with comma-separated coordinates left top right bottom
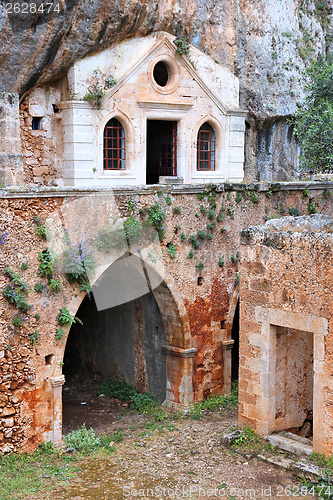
(47, 255, 195, 444)
(222, 286, 239, 394)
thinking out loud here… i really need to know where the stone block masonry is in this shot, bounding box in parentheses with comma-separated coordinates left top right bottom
(1, 182, 333, 452)
(239, 214, 333, 456)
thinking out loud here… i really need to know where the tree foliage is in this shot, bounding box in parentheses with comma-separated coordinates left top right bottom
(292, 56, 333, 173)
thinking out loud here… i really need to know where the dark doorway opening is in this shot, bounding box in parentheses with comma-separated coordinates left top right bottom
(146, 120, 177, 184)
(231, 301, 239, 382)
(62, 288, 166, 433)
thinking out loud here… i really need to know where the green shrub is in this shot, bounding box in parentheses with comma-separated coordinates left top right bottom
(64, 424, 101, 454)
(173, 206, 181, 215)
(218, 256, 224, 267)
(195, 262, 204, 272)
(99, 378, 157, 413)
(231, 251, 240, 263)
(165, 195, 172, 206)
(180, 232, 186, 242)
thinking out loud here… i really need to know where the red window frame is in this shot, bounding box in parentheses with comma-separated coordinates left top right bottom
(197, 123, 215, 171)
(103, 118, 126, 170)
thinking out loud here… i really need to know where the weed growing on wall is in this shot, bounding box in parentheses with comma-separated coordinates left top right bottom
(3, 268, 31, 314)
(83, 69, 117, 107)
(173, 37, 190, 56)
(28, 329, 40, 345)
(37, 249, 54, 279)
(147, 203, 165, 241)
(0, 230, 8, 244)
(58, 308, 82, 327)
(166, 243, 177, 258)
(62, 234, 95, 285)
(34, 215, 47, 240)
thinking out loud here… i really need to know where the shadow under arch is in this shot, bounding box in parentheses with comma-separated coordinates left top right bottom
(52, 254, 195, 444)
(222, 285, 239, 394)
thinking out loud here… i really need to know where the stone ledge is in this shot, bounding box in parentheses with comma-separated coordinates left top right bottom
(1, 181, 333, 198)
(266, 433, 313, 456)
(162, 345, 197, 358)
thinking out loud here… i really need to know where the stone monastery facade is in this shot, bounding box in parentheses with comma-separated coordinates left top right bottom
(19, 33, 246, 188)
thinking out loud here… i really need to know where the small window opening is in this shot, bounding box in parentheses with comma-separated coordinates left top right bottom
(153, 61, 170, 87)
(45, 354, 54, 365)
(197, 122, 216, 171)
(32, 117, 42, 130)
(103, 118, 126, 170)
(52, 104, 60, 113)
(197, 276, 203, 286)
(220, 320, 226, 329)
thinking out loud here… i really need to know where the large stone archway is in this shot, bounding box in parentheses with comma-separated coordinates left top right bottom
(45, 256, 194, 445)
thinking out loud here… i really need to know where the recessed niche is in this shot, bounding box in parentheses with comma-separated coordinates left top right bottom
(45, 354, 54, 365)
(197, 277, 203, 286)
(32, 117, 42, 130)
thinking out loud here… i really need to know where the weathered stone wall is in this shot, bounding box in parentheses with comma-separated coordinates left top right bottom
(239, 214, 333, 456)
(19, 86, 64, 186)
(1, 182, 333, 452)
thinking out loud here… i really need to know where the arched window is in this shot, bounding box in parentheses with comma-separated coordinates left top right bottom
(197, 122, 215, 171)
(103, 118, 125, 170)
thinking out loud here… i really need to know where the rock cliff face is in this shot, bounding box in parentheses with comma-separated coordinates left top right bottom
(1, 0, 332, 180)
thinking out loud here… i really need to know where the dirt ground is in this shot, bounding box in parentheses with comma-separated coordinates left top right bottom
(34, 383, 319, 500)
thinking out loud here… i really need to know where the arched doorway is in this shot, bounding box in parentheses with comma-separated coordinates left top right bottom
(56, 255, 195, 439)
(62, 289, 166, 432)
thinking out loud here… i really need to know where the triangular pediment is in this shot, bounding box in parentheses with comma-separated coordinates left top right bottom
(102, 33, 241, 115)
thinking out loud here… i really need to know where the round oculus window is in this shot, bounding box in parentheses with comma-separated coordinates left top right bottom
(153, 61, 170, 87)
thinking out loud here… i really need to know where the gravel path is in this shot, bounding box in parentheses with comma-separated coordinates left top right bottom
(34, 408, 318, 500)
